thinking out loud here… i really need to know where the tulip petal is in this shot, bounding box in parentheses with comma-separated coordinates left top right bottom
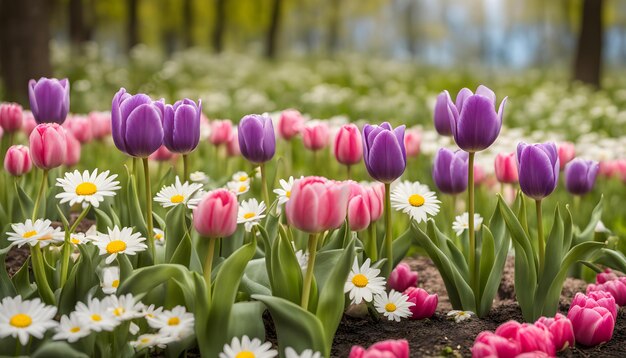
(124, 104, 164, 157)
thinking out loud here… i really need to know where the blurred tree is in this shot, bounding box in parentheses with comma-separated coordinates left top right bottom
(212, 0, 227, 52)
(127, 0, 139, 50)
(70, 0, 87, 46)
(265, 0, 282, 58)
(183, 0, 194, 47)
(0, 0, 52, 104)
(573, 0, 604, 88)
(326, 0, 341, 56)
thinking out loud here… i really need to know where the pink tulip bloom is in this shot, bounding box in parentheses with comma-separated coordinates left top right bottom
(285, 176, 349, 233)
(149, 145, 175, 162)
(404, 287, 437, 320)
(348, 194, 371, 232)
(571, 291, 617, 321)
(334, 124, 363, 166)
(494, 321, 555, 356)
(616, 159, 626, 183)
(388, 263, 418, 292)
(557, 142, 575, 170)
(88, 111, 112, 139)
(0, 102, 23, 132)
(4, 145, 32, 177)
(535, 313, 575, 351)
(349, 339, 409, 358)
(193, 189, 238, 239)
(515, 352, 550, 358)
(473, 164, 486, 185)
(588, 278, 626, 306)
(596, 269, 618, 284)
(302, 121, 330, 151)
(226, 129, 241, 157)
(494, 152, 518, 184)
(22, 110, 38, 136)
(363, 182, 385, 222)
(209, 119, 233, 146)
(65, 131, 81, 167)
(278, 109, 304, 140)
(29, 123, 67, 170)
(403, 129, 421, 158)
(567, 305, 614, 346)
(64, 115, 93, 143)
(471, 331, 520, 358)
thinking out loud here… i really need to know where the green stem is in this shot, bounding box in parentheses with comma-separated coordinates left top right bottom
(60, 204, 92, 286)
(366, 221, 378, 261)
(260, 163, 270, 206)
(142, 158, 155, 258)
(383, 182, 392, 276)
(346, 164, 352, 180)
(204, 238, 217, 299)
(536, 199, 544, 275)
(29, 169, 55, 304)
(31, 170, 49, 221)
(468, 152, 476, 289)
(183, 154, 190, 182)
(301, 233, 319, 310)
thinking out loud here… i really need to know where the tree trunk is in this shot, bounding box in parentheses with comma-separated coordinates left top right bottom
(404, 0, 416, 58)
(183, 0, 193, 48)
(0, 0, 52, 104)
(265, 0, 282, 59)
(212, 0, 227, 53)
(69, 0, 87, 47)
(127, 0, 139, 51)
(326, 0, 341, 56)
(573, 0, 604, 88)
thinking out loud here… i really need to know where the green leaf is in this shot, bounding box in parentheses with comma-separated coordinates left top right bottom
(227, 302, 266, 341)
(241, 258, 272, 296)
(94, 208, 113, 233)
(58, 245, 99, 314)
(478, 225, 494, 298)
(165, 205, 187, 263)
(170, 233, 192, 266)
(0, 249, 17, 298)
(270, 229, 303, 304)
(32, 341, 89, 358)
(391, 228, 412, 268)
(563, 206, 574, 252)
(535, 206, 565, 317)
(574, 196, 604, 245)
(478, 225, 509, 317)
(592, 249, 626, 275)
(15, 184, 33, 220)
(12, 257, 36, 298)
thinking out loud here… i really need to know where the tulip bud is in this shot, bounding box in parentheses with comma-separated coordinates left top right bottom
(349, 339, 409, 358)
(557, 142, 575, 169)
(29, 123, 67, 170)
(278, 109, 304, 140)
(363, 182, 385, 222)
(535, 314, 575, 351)
(596, 269, 618, 284)
(28, 77, 70, 124)
(433, 90, 456, 136)
(193, 189, 238, 238)
(471, 331, 520, 358)
(22, 110, 37, 136)
(388, 263, 418, 292)
(209, 119, 233, 146)
(403, 129, 421, 157)
(517, 142, 559, 200)
(564, 158, 599, 195)
(432, 148, 468, 194)
(587, 278, 626, 306)
(163, 99, 201, 154)
(4, 145, 32, 177)
(362, 122, 406, 183)
(567, 305, 614, 346)
(226, 129, 241, 157)
(346, 183, 371, 232)
(334, 124, 363, 166)
(238, 114, 276, 164)
(404, 287, 437, 320)
(571, 291, 617, 321)
(88, 111, 112, 140)
(302, 121, 330, 151)
(64, 115, 93, 143)
(494, 152, 518, 184)
(0, 102, 23, 132)
(65, 131, 82, 167)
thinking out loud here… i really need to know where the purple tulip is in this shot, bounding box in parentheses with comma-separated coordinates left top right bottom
(362, 122, 406, 183)
(163, 98, 201, 154)
(433, 90, 456, 136)
(564, 158, 599, 195)
(237, 114, 276, 164)
(111, 88, 164, 157)
(28, 78, 70, 124)
(517, 142, 559, 200)
(450, 85, 506, 152)
(432, 148, 469, 194)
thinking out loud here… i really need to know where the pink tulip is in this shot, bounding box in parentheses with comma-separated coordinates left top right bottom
(388, 263, 418, 292)
(494, 152, 518, 184)
(515, 352, 550, 358)
(349, 339, 409, 358)
(302, 121, 330, 151)
(494, 321, 555, 356)
(535, 314, 575, 351)
(193, 189, 238, 238)
(363, 182, 385, 222)
(334, 124, 363, 166)
(0, 102, 23, 132)
(64, 115, 93, 143)
(209, 119, 233, 146)
(473, 164, 486, 185)
(4, 145, 32, 177)
(596, 269, 618, 284)
(29, 123, 67, 170)
(65, 131, 81, 167)
(22, 110, 38, 136)
(557, 142, 575, 170)
(616, 159, 626, 183)
(226, 129, 241, 157)
(278, 109, 304, 140)
(285, 176, 349, 233)
(149, 145, 175, 162)
(88, 111, 112, 139)
(403, 129, 421, 158)
(567, 305, 614, 346)
(588, 278, 626, 306)
(571, 291, 617, 321)
(348, 194, 371, 232)
(471, 331, 520, 358)
(404, 287, 437, 320)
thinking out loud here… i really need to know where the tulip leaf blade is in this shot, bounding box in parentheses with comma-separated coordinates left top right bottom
(164, 204, 187, 263)
(534, 205, 564, 318)
(227, 301, 266, 341)
(270, 227, 303, 304)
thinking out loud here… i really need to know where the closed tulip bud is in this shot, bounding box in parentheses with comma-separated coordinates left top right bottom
(88, 111, 112, 139)
(567, 305, 614, 346)
(302, 121, 330, 151)
(433, 90, 456, 136)
(588, 278, 626, 307)
(494, 152, 518, 184)
(193, 189, 238, 238)
(517, 142, 559, 200)
(334, 124, 363, 165)
(29, 123, 67, 170)
(497, 322, 555, 356)
(349, 339, 409, 358)
(0, 102, 23, 132)
(403, 129, 421, 157)
(363, 182, 385, 222)
(348, 195, 370, 232)
(362, 122, 406, 183)
(226, 129, 241, 157)
(28, 78, 70, 124)
(432, 148, 468, 194)
(209, 119, 233, 145)
(450, 85, 506, 152)
(388, 263, 418, 292)
(22, 111, 37, 136)
(65, 131, 81, 166)
(535, 314, 575, 351)
(564, 158, 599, 195)
(615, 159, 626, 182)
(111, 88, 164, 157)
(278, 109, 304, 140)
(404, 287, 437, 320)
(163, 99, 201, 154)
(149, 145, 175, 162)
(471, 331, 520, 358)
(4, 145, 32, 176)
(64, 115, 93, 143)
(571, 291, 617, 321)
(558, 142, 576, 169)
(285, 176, 349, 233)
(238, 114, 276, 164)
(596, 269, 618, 284)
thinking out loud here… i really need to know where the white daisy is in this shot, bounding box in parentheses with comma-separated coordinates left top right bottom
(91, 226, 148, 264)
(107, 294, 143, 321)
(131, 332, 175, 350)
(390, 181, 441, 223)
(154, 228, 165, 246)
(154, 176, 204, 209)
(295, 250, 308, 272)
(452, 212, 484, 236)
(190, 171, 209, 184)
(227, 180, 251, 196)
(273, 176, 297, 205)
(69, 232, 88, 245)
(53, 312, 91, 343)
(219, 335, 278, 358)
(237, 199, 267, 232)
(147, 305, 194, 339)
(56, 169, 121, 208)
(0, 295, 58, 345)
(74, 296, 119, 332)
(129, 321, 140, 335)
(7, 219, 64, 248)
(285, 347, 322, 358)
(232, 171, 252, 183)
(344, 258, 387, 304)
(142, 304, 164, 320)
(447, 310, 474, 323)
(101, 266, 120, 295)
(373, 290, 415, 322)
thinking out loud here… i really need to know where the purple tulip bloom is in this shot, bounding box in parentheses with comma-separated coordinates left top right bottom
(362, 122, 406, 183)
(433, 90, 457, 136)
(238, 114, 276, 164)
(432, 148, 469, 194)
(517, 142, 560, 200)
(450, 85, 507, 152)
(565, 158, 599, 195)
(163, 98, 201, 154)
(111, 88, 164, 158)
(28, 77, 70, 124)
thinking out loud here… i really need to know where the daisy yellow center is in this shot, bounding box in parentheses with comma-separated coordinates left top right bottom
(71, 237, 81, 244)
(408, 194, 425, 207)
(168, 317, 180, 326)
(235, 352, 255, 358)
(243, 212, 256, 219)
(106, 240, 127, 254)
(286, 190, 291, 198)
(385, 303, 397, 312)
(239, 185, 247, 193)
(155, 233, 163, 240)
(239, 175, 248, 182)
(9, 313, 32, 328)
(76, 182, 97, 196)
(170, 194, 185, 203)
(112, 279, 120, 288)
(146, 313, 154, 318)
(113, 307, 125, 316)
(38, 235, 52, 241)
(352, 274, 369, 288)
(70, 327, 81, 333)
(91, 314, 102, 322)
(140, 337, 150, 343)
(23, 230, 37, 238)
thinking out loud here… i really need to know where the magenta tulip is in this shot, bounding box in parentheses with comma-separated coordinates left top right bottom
(588, 278, 626, 306)
(494, 321, 555, 356)
(535, 314, 575, 351)
(334, 124, 363, 166)
(571, 291, 617, 321)
(64, 115, 93, 143)
(278, 109, 304, 140)
(596, 269, 618, 284)
(404, 287, 437, 320)
(209, 119, 233, 146)
(302, 121, 330, 151)
(494, 152, 518, 184)
(471, 331, 520, 358)
(567, 305, 614, 346)
(388, 263, 418, 292)
(0, 102, 23, 132)
(29, 123, 67, 170)
(193, 189, 238, 238)
(349, 339, 409, 358)
(4, 145, 32, 177)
